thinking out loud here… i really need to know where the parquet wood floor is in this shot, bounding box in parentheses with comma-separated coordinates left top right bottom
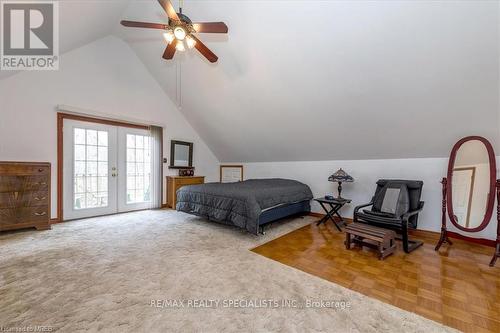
(252, 221, 500, 333)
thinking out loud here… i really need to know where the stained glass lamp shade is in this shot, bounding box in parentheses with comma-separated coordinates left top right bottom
(328, 168, 354, 199)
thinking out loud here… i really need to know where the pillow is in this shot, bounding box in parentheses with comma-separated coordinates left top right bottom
(373, 183, 410, 218)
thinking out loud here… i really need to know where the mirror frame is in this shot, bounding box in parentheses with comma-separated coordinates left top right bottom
(446, 136, 496, 232)
(169, 140, 193, 169)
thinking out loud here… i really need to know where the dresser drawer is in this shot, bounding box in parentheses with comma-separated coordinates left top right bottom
(0, 164, 50, 175)
(0, 190, 49, 209)
(0, 175, 49, 192)
(176, 177, 205, 186)
(0, 162, 51, 232)
(0, 207, 49, 224)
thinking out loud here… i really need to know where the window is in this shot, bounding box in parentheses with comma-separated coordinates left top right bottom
(126, 134, 152, 204)
(74, 128, 108, 209)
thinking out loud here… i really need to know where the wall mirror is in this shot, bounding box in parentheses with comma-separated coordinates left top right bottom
(169, 140, 193, 169)
(435, 136, 499, 267)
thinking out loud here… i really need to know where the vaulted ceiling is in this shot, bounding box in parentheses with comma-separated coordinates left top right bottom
(3, 0, 500, 162)
(0, 0, 130, 80)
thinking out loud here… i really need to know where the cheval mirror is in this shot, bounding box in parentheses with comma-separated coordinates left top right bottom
(435, 136, 500, 266)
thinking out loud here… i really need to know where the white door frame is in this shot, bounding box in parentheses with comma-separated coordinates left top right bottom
(63, 119, 118, 220)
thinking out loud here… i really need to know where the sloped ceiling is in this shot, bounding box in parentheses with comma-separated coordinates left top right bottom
(2, 1, 499, 162)
(0, 0, 131, 79)
(116, 0, 499, 162)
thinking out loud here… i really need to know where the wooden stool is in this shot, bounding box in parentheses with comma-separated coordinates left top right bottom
(345, 223, 397, 260)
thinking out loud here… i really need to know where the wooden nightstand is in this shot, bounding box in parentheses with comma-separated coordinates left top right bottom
(166, 176, 205, 208)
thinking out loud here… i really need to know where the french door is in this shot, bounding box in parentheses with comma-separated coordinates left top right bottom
(63, 120, 152, 220)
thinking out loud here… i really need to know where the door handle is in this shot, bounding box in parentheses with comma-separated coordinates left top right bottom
(34, 212, 47, 216)
(34, 196, 46, 201)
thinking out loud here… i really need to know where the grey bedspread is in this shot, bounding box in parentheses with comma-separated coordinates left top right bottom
(176, 178, 313, 234)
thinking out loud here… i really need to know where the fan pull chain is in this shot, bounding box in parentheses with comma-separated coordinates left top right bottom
(179, 62, 182, 108)
(176, 61, 182, 109)
(178, 0, 184, 107)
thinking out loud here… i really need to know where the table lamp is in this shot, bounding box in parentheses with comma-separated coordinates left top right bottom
(328, 168, 354, 199)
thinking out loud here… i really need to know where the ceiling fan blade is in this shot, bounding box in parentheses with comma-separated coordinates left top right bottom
(157, 0, 180, 22)
(190, 35, 218, 63)
(121, 20, 168, 30)
(162, 40, 177, 60)
(192, 22, 228, 33)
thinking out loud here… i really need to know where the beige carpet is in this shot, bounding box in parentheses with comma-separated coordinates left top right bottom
(0, 210, 455, 332)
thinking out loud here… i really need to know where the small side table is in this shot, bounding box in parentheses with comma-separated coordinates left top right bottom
(314, 197, 351, 231)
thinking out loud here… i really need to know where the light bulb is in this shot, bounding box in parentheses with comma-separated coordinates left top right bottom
(175, 40, 185, 51)
(186, 35, 196, 49)
(163, 31, 174, 44)
(173, 27, 186, 41)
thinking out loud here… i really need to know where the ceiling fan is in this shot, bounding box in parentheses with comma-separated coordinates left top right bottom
(120, 0, 228, 63)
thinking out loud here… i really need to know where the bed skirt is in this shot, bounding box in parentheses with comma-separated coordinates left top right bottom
(258, 201, 311, 225)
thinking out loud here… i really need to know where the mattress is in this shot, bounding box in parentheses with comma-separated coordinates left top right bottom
(176, 178, 313, 234)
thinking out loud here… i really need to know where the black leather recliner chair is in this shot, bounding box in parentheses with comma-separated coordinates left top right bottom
(353, 179, 425, 253)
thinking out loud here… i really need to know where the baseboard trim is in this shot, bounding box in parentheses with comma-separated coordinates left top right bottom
(446, 231, 496, 247)
(307, 213, 496, 247)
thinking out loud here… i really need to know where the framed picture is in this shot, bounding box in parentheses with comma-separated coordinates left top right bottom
(220, 165, 243, 183)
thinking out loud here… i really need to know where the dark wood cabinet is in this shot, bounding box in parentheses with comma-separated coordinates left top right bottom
(0, 162, 51, 232)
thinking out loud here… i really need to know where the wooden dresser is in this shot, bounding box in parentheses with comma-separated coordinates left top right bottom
(166, 176, 205, 208)
(0, 162, 51, 232)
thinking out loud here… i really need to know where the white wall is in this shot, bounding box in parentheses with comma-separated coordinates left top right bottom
(239, 158, 499, 240)
(0, 36, 220, 219)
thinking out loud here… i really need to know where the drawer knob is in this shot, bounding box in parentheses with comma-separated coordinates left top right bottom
(34, 212, 47, 216)
(38, 168, 44, 172)
(37, 182, 47, 186)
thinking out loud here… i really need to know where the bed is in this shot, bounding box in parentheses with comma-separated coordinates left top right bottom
(175, 178, 313, 234)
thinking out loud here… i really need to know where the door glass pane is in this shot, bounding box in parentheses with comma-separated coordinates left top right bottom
(74, 128, 86, 144)
(98, 176, 108, 192)
(87, 146, 97, 161)
(126, 134, 152, 204)
(98, 131, 108, 146)
(74, 127, 109, 210)
(87, 130, 97, 145)
(86, 162, 97, 177)
(75, 145, 86, 161)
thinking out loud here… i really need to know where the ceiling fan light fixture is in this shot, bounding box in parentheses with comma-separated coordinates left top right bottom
(173, 26, 187, 40)
(175, 40, 186, 51)
(120, 0, 227, 63)
(163, 31, 175, 44)
(186, 35, 196, 49)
